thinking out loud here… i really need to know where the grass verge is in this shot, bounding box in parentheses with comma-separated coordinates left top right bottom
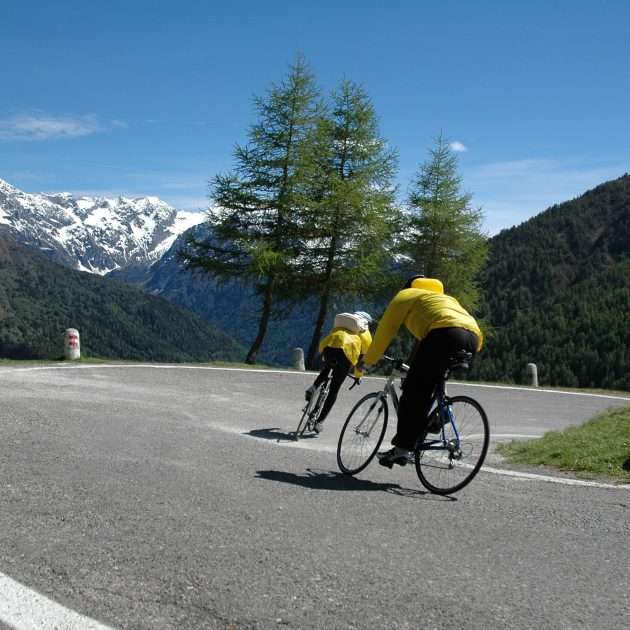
(496, 406, 630, 481)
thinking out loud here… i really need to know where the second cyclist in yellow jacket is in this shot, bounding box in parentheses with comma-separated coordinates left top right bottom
(305, 311, 373, 433)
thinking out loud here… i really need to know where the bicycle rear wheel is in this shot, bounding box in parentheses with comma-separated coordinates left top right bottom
(414, 395, 489, 495)
(337, 392, 388, 475)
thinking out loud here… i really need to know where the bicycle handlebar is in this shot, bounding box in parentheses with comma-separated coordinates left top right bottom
(382, 356, 409, 373)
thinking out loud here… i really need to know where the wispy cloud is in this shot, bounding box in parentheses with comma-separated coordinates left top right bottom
(0, 114, 118, 141)
(450, 141, 467, 152)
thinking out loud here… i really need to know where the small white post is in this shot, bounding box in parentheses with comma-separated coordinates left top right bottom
(526, 363, 538, 387)
(293, 347, 305, 371)
(64, 328, 81, 360)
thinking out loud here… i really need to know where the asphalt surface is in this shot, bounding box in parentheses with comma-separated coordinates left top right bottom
(0, 364, 629, 630)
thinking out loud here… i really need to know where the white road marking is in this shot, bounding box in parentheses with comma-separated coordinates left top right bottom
(478, 466, 630, 490)
(2, 363, 630, 401)
(492, 433, 542, 439)
(226, 420, 630, 490)
(0, 572, 114, 630)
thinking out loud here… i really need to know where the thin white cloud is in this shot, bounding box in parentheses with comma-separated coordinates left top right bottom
(450, 141, 467, 152)
(0, 115, 108, 141)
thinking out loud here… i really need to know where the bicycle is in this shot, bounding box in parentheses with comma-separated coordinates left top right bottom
(294, 369, 360, 440)
(336, 353, 490, 495)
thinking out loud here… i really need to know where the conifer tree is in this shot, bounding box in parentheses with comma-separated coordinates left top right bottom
(182, 56, 321, 363)
(400, 135, 487, 311)
(293, 80, 398, 368)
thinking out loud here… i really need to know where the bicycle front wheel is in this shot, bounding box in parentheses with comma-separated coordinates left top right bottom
(414, 395, 489, 495)
(337, 392, 388, 475)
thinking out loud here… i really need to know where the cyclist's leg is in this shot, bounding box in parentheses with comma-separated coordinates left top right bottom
(396, 328, 479, 448)
(312, 353, 332, 388)
(306, 353, 332, 401)
(393, 330, 455, 448)
(316, 348, 351, 424)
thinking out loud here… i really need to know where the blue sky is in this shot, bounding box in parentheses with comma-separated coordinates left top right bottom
(1, 0, 628, 234)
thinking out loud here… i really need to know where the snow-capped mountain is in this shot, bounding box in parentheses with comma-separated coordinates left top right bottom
(0, 177, 205, 274)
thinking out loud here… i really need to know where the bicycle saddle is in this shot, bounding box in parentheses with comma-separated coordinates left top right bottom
(448, 351, 473, 371)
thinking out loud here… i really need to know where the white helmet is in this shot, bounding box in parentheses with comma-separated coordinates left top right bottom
(354, 311, 373, 323)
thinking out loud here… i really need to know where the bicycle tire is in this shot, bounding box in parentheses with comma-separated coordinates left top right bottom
(295, 383, 322, 439)
(310, 380, 331, 425)
(414, 395, 489, 495)
(337, 392, 388, 475)
(294, 405, 312, 440)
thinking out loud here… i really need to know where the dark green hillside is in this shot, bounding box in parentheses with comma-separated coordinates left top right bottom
(0, 230, 245, 362)
(475, 174, 630, 388)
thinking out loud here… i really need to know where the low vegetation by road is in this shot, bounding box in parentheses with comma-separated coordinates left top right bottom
(497, 405, 630, 481)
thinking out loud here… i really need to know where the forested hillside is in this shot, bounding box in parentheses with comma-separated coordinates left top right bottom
(0, 229, 245, 362)
(474, 174, 630, 389)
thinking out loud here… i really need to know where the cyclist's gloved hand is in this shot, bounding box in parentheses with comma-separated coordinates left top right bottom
(353, 358, 366, 379)
(352, 366, 364, 379)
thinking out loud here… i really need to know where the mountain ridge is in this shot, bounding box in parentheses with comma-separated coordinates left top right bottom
(0, 177, 205, 274)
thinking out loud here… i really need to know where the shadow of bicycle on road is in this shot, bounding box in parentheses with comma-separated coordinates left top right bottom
(243, 427, 312, 443)
(255, 468, 456, 501)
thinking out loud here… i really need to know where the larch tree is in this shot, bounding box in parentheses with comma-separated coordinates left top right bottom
(181, 56, 321, 363)
(400, 134, 488, 311)
(293, 80, 398, 368)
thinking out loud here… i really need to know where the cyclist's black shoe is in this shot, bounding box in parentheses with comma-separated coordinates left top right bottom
(305, 386, 315, 401)
(377, 447, 412, 469)
(313, 420, 324, 434)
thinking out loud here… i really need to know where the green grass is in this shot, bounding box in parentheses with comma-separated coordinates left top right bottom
(497, 406, 630, 481)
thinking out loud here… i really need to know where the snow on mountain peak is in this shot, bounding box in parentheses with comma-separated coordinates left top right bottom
(0, 178, 18, 195)
(0, 177, 206, 274)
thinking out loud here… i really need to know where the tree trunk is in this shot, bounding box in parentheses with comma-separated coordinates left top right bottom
(305, 289, 331, 369)
(305, 229, 338, 369)
(246, 275, 274, 364)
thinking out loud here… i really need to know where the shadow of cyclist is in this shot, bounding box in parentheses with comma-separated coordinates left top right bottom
(255, 468, 456, 501)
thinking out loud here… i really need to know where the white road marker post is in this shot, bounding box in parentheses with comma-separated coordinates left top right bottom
(293, 347, 305, 371)
(64, 328, 81, 360)
(526, 362, 538, 387)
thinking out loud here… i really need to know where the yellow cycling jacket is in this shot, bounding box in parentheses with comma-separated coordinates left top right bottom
(363, 288, 483, 366)
(319, 328, 372, 367)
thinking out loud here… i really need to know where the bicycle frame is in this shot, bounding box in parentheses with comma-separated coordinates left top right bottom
(364, 362, 462, 453)
(420, 380, 462, 453)
(352, 368, 401, 437)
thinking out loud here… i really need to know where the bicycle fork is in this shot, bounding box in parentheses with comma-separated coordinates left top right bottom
(353, 395, 385, 437)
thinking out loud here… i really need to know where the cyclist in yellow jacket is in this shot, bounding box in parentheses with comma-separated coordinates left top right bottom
(358, 276, 483, 468)
(305, 311, 373, 433)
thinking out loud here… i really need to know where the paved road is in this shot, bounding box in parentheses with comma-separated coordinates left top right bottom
(0, 364, 628, 629)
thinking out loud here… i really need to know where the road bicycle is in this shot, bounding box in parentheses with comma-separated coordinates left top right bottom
(336, 353, 490, 495)
(294, 368, 359, 440)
